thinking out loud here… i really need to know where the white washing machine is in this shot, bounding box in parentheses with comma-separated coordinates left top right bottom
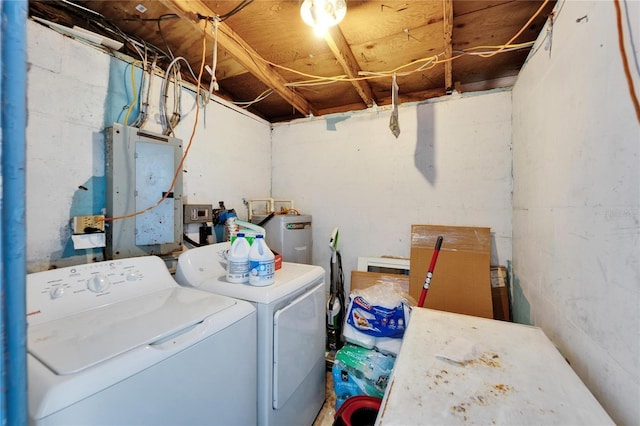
(27, 255, 257, 426)
(175, 242, 326, 426)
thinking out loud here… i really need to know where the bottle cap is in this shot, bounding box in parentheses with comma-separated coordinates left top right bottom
(256, 235, 264, 238)
(237, 233, 245, 237)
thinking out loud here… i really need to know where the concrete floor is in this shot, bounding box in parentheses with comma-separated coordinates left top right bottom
(312, 370, 335, 426)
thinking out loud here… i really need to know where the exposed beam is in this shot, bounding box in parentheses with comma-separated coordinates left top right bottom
(160, 0, 317, 117)
(443, 0, 454, 92)
(325, 25, 377, 107)
(316, 102, 369, 117)
(376, 87, 448, 107)
(318, 88, 449, 117)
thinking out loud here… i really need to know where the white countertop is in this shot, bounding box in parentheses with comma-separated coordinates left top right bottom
(376, 308, 614, 425)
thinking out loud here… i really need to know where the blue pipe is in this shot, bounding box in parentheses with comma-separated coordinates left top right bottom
(1, 1, 28, 425)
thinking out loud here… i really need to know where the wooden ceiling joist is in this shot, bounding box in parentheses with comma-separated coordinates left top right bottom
(443, 0, 454, 92)
(160, 0, 317, 117)
(325, 26, 377, 107)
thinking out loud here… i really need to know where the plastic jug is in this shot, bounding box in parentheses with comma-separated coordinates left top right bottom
(226, 233, 251, 283)
(248, 235, 275, 286)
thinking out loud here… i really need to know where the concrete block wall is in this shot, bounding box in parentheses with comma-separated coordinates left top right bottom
(271, 91, 514, 294)
(25, 20, 271, 271)
(512, 1, 640, 423)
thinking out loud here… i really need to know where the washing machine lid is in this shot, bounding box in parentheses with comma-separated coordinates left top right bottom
(28, 287, 236, 375)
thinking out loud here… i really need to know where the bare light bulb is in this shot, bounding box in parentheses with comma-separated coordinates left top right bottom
(300, 0, 346, 36)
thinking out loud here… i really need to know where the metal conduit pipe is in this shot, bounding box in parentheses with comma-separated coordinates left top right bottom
(1, 1, 28, 425)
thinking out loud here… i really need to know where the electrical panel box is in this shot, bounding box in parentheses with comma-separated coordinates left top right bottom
(105, 123, 183, 259)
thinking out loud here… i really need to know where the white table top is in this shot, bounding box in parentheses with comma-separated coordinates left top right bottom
(376, 308, 614, 425)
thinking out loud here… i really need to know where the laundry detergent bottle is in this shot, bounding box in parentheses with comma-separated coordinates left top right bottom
(248, 234, 275, 286)
(226, 233, 251, 283)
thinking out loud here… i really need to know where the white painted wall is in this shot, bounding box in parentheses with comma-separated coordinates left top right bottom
(271, 91, 514, 292)
(512, 1, 640, 424)
(25, 21, 271, 271)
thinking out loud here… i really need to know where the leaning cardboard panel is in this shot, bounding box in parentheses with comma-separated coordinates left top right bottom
(410, 225, 493, 319)
(350, 271, 410, 294)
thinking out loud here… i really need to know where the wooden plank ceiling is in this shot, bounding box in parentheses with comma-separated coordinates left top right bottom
(29, 0, 556, 123)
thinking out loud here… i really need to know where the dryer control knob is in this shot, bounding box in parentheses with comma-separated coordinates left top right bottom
(49, 286, 65, 299)
(87, 275, 111, 293)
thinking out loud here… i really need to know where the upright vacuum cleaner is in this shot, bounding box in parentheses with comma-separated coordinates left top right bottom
(327, 227, 345, 351)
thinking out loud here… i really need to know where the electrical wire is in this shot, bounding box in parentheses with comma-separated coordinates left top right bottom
(49, 0, 539, 112)
(35, 0, 173, 61)
(523, 0, 566, 65)
(230, 39, 527, 106)
(613, 0, 640, 122)
(197, 0, 254, 22)
(157, 14, 177, 60)
(219, 0, 254, 21)
(133, 53, 157, 128)
(116, 11, 180, 61)
(43, 0, 552, 111)
(479, 0, 550, 58)
(455, 44, 535, 57)
(119, 14, 179, 22)
(123, 60, 142, 125)
(225, 22, 542, 107)
(463, 41, 536, 53)
(622, 0, 640, 79)
(223, 20, 538, 86)
(59, 0, 103, 18)
(103, 21, 210, 224)
(233, 89, 275, 108)
(183, 233, 206, 247)
(107, 0, 543, 111)
(207, 18, 220, 101)
(284, 79, 345, 87)
(159, 56, 199, 135)
(170, 64, 182, 132)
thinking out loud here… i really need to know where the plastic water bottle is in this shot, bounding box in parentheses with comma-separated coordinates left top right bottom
(248, 235, 275, 286)
(226, 233, 251, 283)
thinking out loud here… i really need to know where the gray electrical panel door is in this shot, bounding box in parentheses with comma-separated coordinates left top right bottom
(106, 123, 183, 259)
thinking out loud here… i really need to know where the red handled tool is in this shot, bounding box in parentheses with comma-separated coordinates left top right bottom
(418, 236, 443, 307)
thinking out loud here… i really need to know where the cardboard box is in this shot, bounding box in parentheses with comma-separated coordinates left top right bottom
(410, 225, 493, 319)
(491, 266, 510, 321)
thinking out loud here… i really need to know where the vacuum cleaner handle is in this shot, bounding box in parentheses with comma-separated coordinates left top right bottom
(418, 236, 443, 307)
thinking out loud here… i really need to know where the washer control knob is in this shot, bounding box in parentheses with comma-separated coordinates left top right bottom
(87, 275, 111, 293)
(49, 286, 65, 299)
(126, 272, 139, 282)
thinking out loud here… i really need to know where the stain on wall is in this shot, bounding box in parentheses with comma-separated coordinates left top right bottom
(510, 273, 531, 326)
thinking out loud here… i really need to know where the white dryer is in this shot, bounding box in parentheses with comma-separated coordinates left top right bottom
(175, 242, 326, 426)
(27, 255, 257, 426)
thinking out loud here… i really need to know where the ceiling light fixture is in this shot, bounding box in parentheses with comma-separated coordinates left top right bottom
(300, 0, 347, 37)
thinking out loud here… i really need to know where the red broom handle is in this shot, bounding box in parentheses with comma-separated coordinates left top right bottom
(418, 236, 443, 307)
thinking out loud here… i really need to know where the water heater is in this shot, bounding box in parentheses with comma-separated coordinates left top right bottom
(252, 214, 312, 264)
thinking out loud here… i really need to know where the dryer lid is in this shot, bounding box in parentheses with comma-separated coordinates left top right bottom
(28, 287, 236, 375)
